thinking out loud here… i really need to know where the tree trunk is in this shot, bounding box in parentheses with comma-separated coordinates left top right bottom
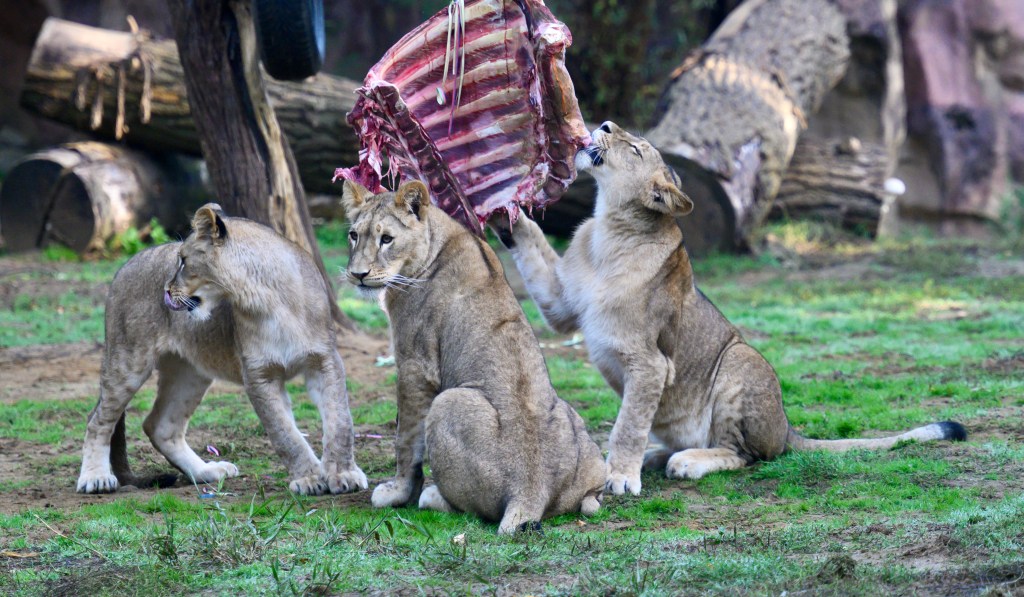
(645, 0, 849, 252)
(165, 0, 349, 329)
(0, 141, 207, 254)
(20, 17, 361, 196)
(769, 0, 905, 236)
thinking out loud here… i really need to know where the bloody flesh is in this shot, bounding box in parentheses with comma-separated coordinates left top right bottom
(335, 0, 590, 235)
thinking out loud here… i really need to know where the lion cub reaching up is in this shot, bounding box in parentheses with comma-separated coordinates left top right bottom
(77, 204, 367, 496)
(340, 180, 606, 534)
(493, 122, 966, 496)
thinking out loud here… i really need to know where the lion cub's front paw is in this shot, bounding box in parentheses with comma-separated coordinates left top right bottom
(371, 480, 414, 508)
(77, 472, 119, 494)
(606, 472, 642, 496)
(325, 467, 368, 494)
(289, 475, 330, 496)
(191, 461, 240, 484)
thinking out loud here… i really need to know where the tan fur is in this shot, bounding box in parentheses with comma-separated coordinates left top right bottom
(495, 122, 966, 496)
(341, 180, 607, 534)
(77, 204, 367, 496)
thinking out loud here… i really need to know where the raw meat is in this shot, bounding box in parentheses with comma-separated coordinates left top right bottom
(335, 0, 590, 235)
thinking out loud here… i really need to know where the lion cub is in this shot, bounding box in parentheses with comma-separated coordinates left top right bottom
(340, 180, 607, 534)
(77, 204, 367, 496)
(494, 122, 966, 496)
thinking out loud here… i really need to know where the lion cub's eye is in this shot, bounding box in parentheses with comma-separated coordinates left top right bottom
(348, 230, 358, 242)
(380, 234, 394, 246)
(630, 144, 642, 158)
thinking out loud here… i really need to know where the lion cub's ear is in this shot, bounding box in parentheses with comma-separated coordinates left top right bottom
(395, 180, 428, 220)
(651, 169, 694, 216)
(341, 180, 371, 218)
(192, 203, 228, 244)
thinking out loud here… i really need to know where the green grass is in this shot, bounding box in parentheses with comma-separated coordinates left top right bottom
(1, 227, 1023, 594)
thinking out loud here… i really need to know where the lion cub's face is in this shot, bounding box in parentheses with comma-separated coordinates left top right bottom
(340, 180, 431, 297)
(576, 121, 693, 216)
(164, 203, 230, 321)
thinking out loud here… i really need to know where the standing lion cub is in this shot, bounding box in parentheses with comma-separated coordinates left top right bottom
(340, 180, 607, 534)
(493, 122, 966, 496)
(77, 204, 367, 496)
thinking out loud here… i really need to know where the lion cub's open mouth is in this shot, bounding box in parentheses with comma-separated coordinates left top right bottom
(164, 290, 201, 312)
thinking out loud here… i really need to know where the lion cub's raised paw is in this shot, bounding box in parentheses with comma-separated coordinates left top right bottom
(325, 468, 368, 494)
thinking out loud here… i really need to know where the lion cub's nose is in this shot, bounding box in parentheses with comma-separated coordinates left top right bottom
(598, 122, 612, 133)
(351, 271, 370, 281)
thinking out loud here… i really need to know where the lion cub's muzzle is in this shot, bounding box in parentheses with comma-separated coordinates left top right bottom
(164, 290, 201, 312)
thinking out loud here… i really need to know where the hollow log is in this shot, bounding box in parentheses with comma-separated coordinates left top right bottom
(20, 17, 360, 195)
(646, 0, 849, 252)
(0, 141, 207, 254)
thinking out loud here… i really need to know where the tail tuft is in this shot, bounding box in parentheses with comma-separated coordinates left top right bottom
(937, 421, 968, 442)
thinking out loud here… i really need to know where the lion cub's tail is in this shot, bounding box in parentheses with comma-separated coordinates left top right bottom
(786, 420, 967, 452)
(110, 413, 179, 489)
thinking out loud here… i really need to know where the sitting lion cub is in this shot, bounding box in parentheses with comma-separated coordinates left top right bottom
(77, 204, 367, 496)
(494, 122, 967, 496)
(340, 180, 606, 534)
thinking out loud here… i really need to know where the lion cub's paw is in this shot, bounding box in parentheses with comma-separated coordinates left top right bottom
(418, 485, 455, 513)
(191, 461, 240, 484)
(325, 467, 368, 494)
(289, 475, 330, 496)
(580, 494, 601, 516)
(666, 451, 710, 480)
(76, 472, 119, 494)
(605, 472, 642, 496)
(371, 479, 414, 508)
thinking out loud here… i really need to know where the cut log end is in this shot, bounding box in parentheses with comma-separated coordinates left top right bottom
(0, 143, 206, 254)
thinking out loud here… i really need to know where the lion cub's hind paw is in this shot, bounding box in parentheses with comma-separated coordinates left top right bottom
(605, 472, 641, 496)
(371, 480, 414, 508)
(191, 461, 240, 484)
(580, 494, 601, 516)
(76, 473, 119, 494)
(418, 485, 455, 513)
(326, 468, 368, 494)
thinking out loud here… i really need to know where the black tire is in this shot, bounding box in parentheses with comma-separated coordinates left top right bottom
(253, 0, 325, 81)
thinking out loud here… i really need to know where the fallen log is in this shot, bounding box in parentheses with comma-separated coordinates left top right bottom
(770, 137, 892, 233)
(0, 141, 207, 254)
(20, 17, 360, 195)
(646, 0, 850, 252)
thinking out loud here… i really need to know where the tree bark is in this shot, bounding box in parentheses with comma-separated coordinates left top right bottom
(165, 0, 349, 328)
(770, 137, 891, 233)
(0, 141, 207, 254)
(20, 17, 360, 196)
(769, 0, 905, 236)
(645, 0, 849, 252)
